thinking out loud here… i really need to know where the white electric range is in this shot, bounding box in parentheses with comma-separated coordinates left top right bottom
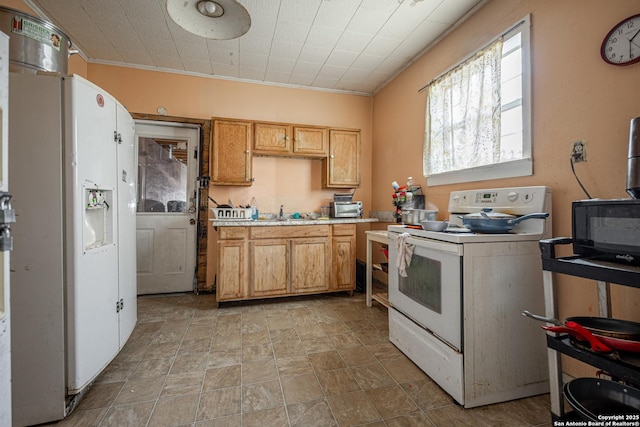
(387, 186, 552, 408)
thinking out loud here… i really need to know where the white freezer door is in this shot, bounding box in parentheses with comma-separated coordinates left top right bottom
(116, 102, 137, 347)
(65, 76, 120, 393)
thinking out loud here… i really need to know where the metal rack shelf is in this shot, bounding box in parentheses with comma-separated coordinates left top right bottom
(540, 237, 640, 419)
(546, 335, 640, 387)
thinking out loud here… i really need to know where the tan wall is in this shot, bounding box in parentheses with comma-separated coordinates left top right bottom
(373, 0, 640, 377)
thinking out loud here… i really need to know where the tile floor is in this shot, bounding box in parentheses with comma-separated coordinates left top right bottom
(53, 292, 552, 427)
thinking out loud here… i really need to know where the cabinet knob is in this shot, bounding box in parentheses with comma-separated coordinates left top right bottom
(245, 150, 250, 154)
(330, 155, 335, 159)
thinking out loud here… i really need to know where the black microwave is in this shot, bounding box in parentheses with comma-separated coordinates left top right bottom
(572, 199, 640, 265)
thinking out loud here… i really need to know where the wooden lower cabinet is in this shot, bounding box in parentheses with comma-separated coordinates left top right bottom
(250, 239, 289, 297)
(291, 238, 329, 293)
(331, 224, 356, 291)
(217, 240, 248, 301)
(215, 224, 354, 302)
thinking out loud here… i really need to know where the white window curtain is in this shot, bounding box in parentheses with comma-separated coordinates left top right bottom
(423, 38, 503, 176)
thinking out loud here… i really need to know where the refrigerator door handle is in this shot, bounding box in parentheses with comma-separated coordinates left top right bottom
(0, 192, 15, 251)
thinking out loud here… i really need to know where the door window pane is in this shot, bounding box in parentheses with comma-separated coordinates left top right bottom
(137, 137, 188, 213)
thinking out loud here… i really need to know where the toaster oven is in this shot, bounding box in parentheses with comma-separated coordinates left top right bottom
(330, 201, 363, 218)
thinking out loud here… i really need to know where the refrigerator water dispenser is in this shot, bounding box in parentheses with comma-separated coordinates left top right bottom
(84, 189, 114, 251)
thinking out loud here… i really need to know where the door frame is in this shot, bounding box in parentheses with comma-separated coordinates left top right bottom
(131, 113, 211, 292)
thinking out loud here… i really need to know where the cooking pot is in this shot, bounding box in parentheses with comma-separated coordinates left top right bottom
(459, 209, 549, 233)
(0, 6, 74, 74)
(421, 220, 448, 232)
(402, 209, 437, 225)
(564, 378, 640, 421)
(523, 310, 640, 353)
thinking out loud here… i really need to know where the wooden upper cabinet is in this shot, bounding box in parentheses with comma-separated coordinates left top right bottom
(323, 129, 360, 188)
(254, 122, 328, 158)
(254, 122, 290, 155)
(212, 119, 253, 186)
(292, 126, 327, 157)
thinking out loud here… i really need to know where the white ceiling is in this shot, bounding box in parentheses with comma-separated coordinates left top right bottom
(25, 0, 485, 95)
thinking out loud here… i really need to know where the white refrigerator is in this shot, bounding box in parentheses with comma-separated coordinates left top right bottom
(9, 73, 137, 426)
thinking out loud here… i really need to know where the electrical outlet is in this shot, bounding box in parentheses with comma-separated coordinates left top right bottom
(571, 140, 587, 162)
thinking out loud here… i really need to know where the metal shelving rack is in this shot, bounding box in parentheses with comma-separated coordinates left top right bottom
(540, 237, 640, 419)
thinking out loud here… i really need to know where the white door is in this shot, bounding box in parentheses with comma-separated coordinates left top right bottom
(0, 32, 10, 426)
(135, 121, 199, 294)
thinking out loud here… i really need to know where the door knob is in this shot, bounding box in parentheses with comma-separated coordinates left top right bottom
(190, 218, 196, 225)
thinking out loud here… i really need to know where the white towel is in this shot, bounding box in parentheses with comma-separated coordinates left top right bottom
(395, 232, 414, 277)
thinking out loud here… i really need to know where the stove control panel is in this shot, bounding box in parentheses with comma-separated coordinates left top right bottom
(449, 186, 550, 216)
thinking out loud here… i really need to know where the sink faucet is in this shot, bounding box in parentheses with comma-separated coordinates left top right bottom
(279, 205, 284, 219)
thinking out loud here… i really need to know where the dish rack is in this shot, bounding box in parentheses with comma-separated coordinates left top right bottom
(210, 207, 252, 220)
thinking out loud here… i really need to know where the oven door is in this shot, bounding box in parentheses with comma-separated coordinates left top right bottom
(388, 233, 463, 350)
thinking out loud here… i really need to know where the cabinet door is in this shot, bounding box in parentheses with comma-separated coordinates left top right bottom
(292, 126, 327, 157)
(250, 239, 289, 297)
(254, 122, 290, 155)
(291, 238, 329, 293)
(217, 240, 248, 301)
(331, 235, 356, 291)
(323, 129, 360, 188)
(212, 119, 252, 185)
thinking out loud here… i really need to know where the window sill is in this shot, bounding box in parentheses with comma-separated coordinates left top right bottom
(426, 158, 532, 186)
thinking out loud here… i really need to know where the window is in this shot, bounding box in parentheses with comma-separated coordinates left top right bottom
(137, 137, 189, 213)
(423, 16, 531, 186)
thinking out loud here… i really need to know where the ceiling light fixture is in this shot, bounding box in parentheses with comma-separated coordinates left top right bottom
(196, 1, 224, 18)
(166, 0, 250, 40)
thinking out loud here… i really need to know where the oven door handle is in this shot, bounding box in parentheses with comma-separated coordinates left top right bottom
(390, 234, 463, 256)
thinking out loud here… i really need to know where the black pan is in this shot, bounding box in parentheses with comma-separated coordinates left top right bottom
(564, 378, 640, 421)
(208, 196, 232, 209)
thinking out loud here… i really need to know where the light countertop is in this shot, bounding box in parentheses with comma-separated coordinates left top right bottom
(210, 218, 378, 227)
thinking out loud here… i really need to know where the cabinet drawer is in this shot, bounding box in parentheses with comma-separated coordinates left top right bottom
(250, 225, 329, 239)
(332, 224, 356, 236)
(219, 227, 248, 240)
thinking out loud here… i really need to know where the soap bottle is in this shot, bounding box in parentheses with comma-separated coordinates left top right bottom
(250, 197, 258, 220)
